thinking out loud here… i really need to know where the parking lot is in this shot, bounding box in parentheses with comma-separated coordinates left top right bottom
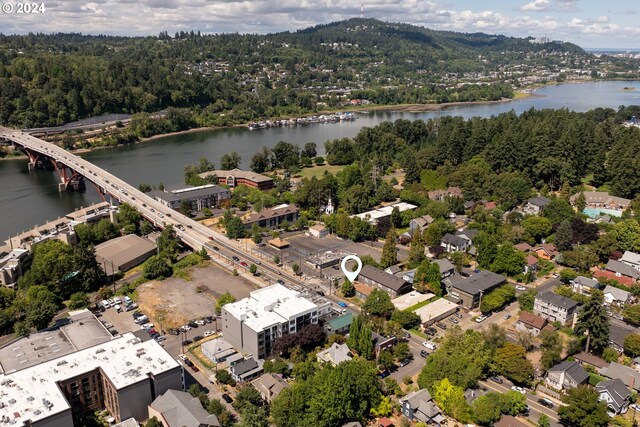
(135, 262, 257, 330)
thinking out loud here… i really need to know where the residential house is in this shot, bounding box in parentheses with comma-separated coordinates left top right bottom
(372, 332, 396, 355)
(201, 338, 237, 364)
(573, 352, 609, 370)
(252, 373, 290, 403)
(148, 389, 221, 427)
(514, 242, 533, 253)
(428, 187, 463, 201)
(440, 233, 471, 253)
(597, 378, 630, 416)
(456, 228, 479, 243)
(357, 265, 412, 297)
(571, 191, 631, 212)
(533, 244, 559, 261)
(378, 418, 394, 427)
(324, 313, 353, 335)
(545, 361, 589, 391)
(621, 251, 640, 272)
(446, 270, 507, 309)
(354, 282, 374, 300)
(524, 255, 538, 274)
(609, 324, 636, 353)
(524, 196, 551, 215)
(599, 362, 640, 392)
(571, 276, 601, 295)
(229, 357, 264, 383)
(599, 259, 640, 285)
(515, 312, 549, 336)
(409, 215, 434, 235)
(534, 292, 579, 325)
(433, 258, 455, 279)
(602, 285, 631, 306)
(243, 204, 300, 229)
(399, 389, 445, 425)
(317, 343, 352, 366)
(494, 415, 531, 427)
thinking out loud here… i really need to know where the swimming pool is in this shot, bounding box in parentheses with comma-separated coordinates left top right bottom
(583, 207, 623, 218)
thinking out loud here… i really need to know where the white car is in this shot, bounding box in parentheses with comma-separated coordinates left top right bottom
(422, 341, 437, 351)
(475, 315, 488, 323)
(511, 386, 526, 395)
(181, 325, 192, 331)
(204, 330, 214, 337)
(178, 354, 188, 361)
(195, 319, 206, 326)
(515, 285, 526, 291)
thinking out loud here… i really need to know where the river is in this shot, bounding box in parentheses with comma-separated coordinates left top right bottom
(1, 80, 639, 240)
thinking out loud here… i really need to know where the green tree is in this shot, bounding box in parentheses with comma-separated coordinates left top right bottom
(624, 334, 640, 357)
(390, 310, 421, 330)
(180, 199, 192, 216)
(407, 231, 426, 269)
(370, 395, 393, 417)
(225, 216, 246, 239)
(517, 289, 538, 312)
(556, 219, 574, 251)
(144, 417, 163, 427)
(432, 378, 470, 422)
(140, 220, 154, 236)
(521, 216, 553, 243)
(216, 292, 237, 314)
(341, 280, 355, 297)
(143, 256, 172, 279)
(138, 182, 152, 193)
(574, 290, 610, 354)
(558, 386, 609, 427)
(540, 329, 563, 370)
(377, 350, 395, 370)
(575, 192, 587, 213)
(117, 203, 142, 235)
(538, 414, 550, 427)
(249, 264, 258, 275)
(471, 392, 503, 426)
(68, 292, 90, 310)
(492, 342, 534, 385)
(490, 244, 525, 277)
(610, 220, 640, 253)
(623, 305, 640, 326)
(423, 219, 455, 248)
(602, 347, 619, 362)
(414, 259, 442, 296)
(543, 198, 576, 225)
(418, 328, 491, 390)
(393, 342, 411, 361)
(362, 289, 395, 319)
(380, 228, 398, 268)
(475, 232, 498, 269)
(157, 225, 181, 262)
(480, 285, 516, 314)
(220, 151, 242, 170)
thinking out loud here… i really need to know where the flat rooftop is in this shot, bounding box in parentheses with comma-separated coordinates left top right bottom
(224, 284, 319, 332)
(392, 291, 434, 311)
(95, 234, 156, 269)
(0, 332, 180, 425)
(414, 298, 459, 324)
(351, 202, 417, 222)
(0, 310, 113, 374)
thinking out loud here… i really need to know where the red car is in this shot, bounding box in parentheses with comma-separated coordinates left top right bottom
(240, 261, 248, 267)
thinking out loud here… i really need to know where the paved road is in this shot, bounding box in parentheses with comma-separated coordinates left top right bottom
(479, 378, 562, 427)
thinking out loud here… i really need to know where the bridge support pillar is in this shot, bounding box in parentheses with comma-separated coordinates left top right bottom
(58, 183, 67, 192)
(28, 163, 34, 171)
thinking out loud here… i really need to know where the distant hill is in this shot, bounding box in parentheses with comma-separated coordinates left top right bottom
(0, 19, 634, 129)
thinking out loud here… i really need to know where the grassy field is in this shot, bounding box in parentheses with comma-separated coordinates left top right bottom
(298, 164, 345, 179)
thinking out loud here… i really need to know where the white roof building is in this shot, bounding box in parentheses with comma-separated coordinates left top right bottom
(351, 202, 417, 224)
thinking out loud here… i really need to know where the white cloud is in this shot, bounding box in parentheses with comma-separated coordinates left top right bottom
(520, 0, 550, 12)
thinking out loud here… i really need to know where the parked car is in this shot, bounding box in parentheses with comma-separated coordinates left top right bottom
(448, 317, 459, 324)
(425, 327, 438, 336)
(204, 316, 213, 323)
(240, 261, 248, 267)
(422, 341, 437, 350)
(204, 330, 215, 337)
(399, 358, 412, 367)
(195, 319, 206, 326)
(436, 322, 447, 330)
(475, 315, 488, 323)
(503, 314, 512, 320)
(180, 325, 191, 332)
(538, 398, 554, 408)
(184, 359, 194, 367)
(193, 335, 204, 342)
(515, 285, 527, 291)
(420, 350, 429, 358)
(188, 321, 198, 328)
(511, 386, 526, 395)
(454, 311, 462, 319)
(154, 335, 166, 342)
(222, 394, 233, 404)
(276, 279, 285, 285)
(337, 302, 348, 308)
(179, 354, 188, 361)
(378, 370, 390, 379)
(489, 376, 503, 384)
(182, 339, 193, 346)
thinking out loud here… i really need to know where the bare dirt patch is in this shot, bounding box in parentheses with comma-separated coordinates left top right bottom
(137, 262, 257, 329)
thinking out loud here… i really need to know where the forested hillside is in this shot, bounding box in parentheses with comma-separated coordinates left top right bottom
(1, 18, 635, 128)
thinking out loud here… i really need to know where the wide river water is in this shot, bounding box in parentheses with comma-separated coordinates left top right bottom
(1, 80, 640, 240)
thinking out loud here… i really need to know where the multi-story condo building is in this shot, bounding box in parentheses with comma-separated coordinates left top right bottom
(534, 292, 579, 326)
(222, 284, 330, 359)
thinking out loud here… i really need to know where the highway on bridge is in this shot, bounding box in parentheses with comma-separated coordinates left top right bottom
(0, 127, 310, 292)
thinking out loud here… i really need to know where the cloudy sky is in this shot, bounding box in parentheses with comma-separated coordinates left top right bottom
(0, 0, 638, 48)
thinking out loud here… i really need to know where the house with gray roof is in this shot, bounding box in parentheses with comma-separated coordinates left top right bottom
(317, 343, 352, 366)
(409, 215, 434, 235)
(603, 285, 631, 306)
(399, 389, 445, 425)
(597, 378, 630, 415)
(446, 270, 507, 309)
(609, 323, 636, 353)
(148, 389, 220, 427)
(571, 276, 601, 295)
(433, 258, 455, 279)
(440, 233, 471, 253)
(148, 184, 230, 212)
(621, 251, 640, 273)
(599, 362, 640, 392)
(605, 259, 640, 280)
(357, 265, 412, 297)
(524, 196, 551, 215)
(534, 292, 579, 326)
(545, 361, 589, 391)
(252, 373, 290, 403)
(229, 357, 264, 383)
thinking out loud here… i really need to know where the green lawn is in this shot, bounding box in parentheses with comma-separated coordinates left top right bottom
(298, 164, 346, 179)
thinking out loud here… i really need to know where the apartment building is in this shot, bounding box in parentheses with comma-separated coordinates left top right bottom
(534, 292, 579, 325)
(222, 284, 329, 359)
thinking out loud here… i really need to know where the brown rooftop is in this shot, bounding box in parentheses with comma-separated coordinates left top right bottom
(517, 312, 547, 330)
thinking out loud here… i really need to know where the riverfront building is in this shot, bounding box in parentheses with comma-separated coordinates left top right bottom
(148, 184, 231, 212)
(199, 169, 274, 190)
